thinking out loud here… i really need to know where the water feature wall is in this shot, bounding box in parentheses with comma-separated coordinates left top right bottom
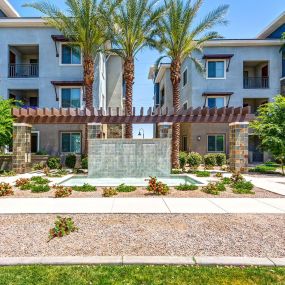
(88, 139, 171, 178)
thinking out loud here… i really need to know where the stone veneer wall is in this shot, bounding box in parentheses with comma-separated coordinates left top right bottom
(12, 123, 32, 173)
(88, 139, 171, 177)
(229, 122, 249, 173)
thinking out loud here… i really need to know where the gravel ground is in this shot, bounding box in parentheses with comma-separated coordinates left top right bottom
(0, 214, 284, 258)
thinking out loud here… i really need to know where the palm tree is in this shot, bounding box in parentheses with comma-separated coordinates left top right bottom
(24, 0, 118, 153)
(109, 0, 164, 138)
(154, 0, 229, 169)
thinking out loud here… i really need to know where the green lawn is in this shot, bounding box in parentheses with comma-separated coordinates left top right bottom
(0, 265, 284, 285)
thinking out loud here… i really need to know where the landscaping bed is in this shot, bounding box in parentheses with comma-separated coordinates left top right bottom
(0, 214, 284, 258)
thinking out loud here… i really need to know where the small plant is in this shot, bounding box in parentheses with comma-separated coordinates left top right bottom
(116, 184, 136, 192)
(102, 187, 117, 197)
(202, 182, 222, 195)
(175, 184, 198, 191)
(215, 172, 223, 178)
(221, 177, 231, 185)
(54, 186, 72, 198)
(230, 172, 245, 183)
(195, 171, 210, 177)
(232, 181, 255, 194)
(249, 165, 277, 174)
(146, 177, 169, 195)
(0, 170, 16, 177)
(187, 152, 202, 170)
(216, 182, 226, 192)
(179, 152, 188, 171)
(15, 178, 30, 187)
(72, 183, 97, 192)
(30, 176, 50, 185)
(47, 156, 61, 169)
(32, 163, 45, 170)
(171, 169, 182, 174)
(36, 150, 48, 155)
(81, 157, 88, 169)
(203, 154, 216, 169)
(30, 184, 50, 193)
(215, 153, 226, 166)
(48, 216, 78, 242)
(47, 169, 68, 178)
(0, 182, 13, 196)
(65, 153, 77, 169)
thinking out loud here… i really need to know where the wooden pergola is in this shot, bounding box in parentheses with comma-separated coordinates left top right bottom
(13, 106, 254, 124)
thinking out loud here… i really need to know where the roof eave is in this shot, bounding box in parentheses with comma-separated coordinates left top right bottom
(1, 0, 20, 17)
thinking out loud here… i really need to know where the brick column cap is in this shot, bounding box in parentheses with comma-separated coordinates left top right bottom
(87, 123, 102, 126)
(229, 122, 249, 126)
(158, 122, 173, 126)
(13, 123, 32, 127)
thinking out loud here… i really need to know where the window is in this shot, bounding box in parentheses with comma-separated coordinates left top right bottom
(207, 97, 225, 108)
(183, 102, 188, 110)
(160, 87, 165, 107)
(207, 60, 225, 79)
(61, 132, 81, 153)
(61, 44, 81, 65)
(182, 68, 188, 86)
(31, 131, 39, 153)
(182, 136, 188, 152)
(61, 88, 81, 108)
(207, 135, 225, 152)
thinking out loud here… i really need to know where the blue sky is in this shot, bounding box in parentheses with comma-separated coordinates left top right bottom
(10, 0, 285, 138)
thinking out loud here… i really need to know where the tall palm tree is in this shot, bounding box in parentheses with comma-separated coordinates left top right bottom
(24, 0, 118, 153)
(155, 0, 229, 169)
(109, 0, 164, 138)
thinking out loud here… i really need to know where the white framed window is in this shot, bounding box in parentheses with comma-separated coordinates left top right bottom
(206, 60, 226, 79)
(60, 43, 82, 65)
(59, 87, 83, 108)
(207, 134, 225, 152)
(207, 97, 225, 108)
(182, 68, 188, 87)
(61, 132, 81, 153)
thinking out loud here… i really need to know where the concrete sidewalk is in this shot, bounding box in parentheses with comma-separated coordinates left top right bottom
(0, 197, 284, 214)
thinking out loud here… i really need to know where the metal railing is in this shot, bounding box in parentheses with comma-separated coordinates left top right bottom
(9, 63, 39, 78)
(243, 77, 269, 89)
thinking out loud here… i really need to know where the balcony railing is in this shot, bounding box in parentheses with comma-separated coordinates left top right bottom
(243, 77, 269, 89)
(9, 63, 39, 78)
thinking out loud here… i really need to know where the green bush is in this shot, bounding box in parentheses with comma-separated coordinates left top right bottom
(32, 163, 45, 170)
(175, 184, 198, 191)
(65, 153, 76, 169)
(215, 172, 223, 178)
(232, 181, 254, 194)
(187, 152, 202, 169)
(171, 169, 183, 174)
(36, 150, 48, 155)
(81, 157, 88, 169)
(216, 182, 226, 192)
(195, 171, 210, 177)
(264, 161, 280, 167)
(230, 172, 245, 183)
(221, 177, 231, 185)
(72, 183, 97, 192)
(49, 216, 78, 241)
(116, 184, 136, 192)
(249, 165, 277, 174)
(215, 153, 226, 166)
(102, 187, 117, 197)
(30, 176, 50, 185)
(46, 169, 68, 178)
(203, 154, 216, 168)
(179, 152, 188, 170)
(202, 182, 221, 195)
(47, 156, 61, 169)
(30, 184, 50, 193)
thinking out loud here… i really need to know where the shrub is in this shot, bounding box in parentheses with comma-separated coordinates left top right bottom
(187, 152, 202, 169)
(203, 154, 216, 168)
(179, 152, 188, 170)
(216, 182, 226, 192)
(30, 184, 50, 193)
(65, 153, 76, 169)
(230, 172, 245, 183)
(47, 156, 61, 169)
(249, 165, 277, 174)
(215, 153, 226, 166)
(215, 172, 223, 178)
(202, 182, 222, 195)
(102, 187, 117, 197)
(264, 161, 279, 167)
(146, 177, 169, 195)
(32, 163, 45, 170)
(116, 184, 136, 192)
(15, 178, 30, 187)
(0, 170, 16, 177)
(81, 157, 88, 169)
(30, 176, 50, 185)
(171, 169, 183, 174)
(48, 216, 78, 242)
(72, 183, 97, 192)
(54, 186, 72, 198)
(20, 183, 32, 190)
(221, 177, 231, 185)
(232, 181, 255, 194)
(175, 184, 198, 191)
(47, 169, 68, 178)
(36, 150, 48, 155)
(195, 171, 210, 177)
(0, 182, 13, 196)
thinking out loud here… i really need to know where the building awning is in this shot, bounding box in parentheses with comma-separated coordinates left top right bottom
(203, 54, 234, 59)
(51, 81, 84, 101)
(202, 92, 234, 96)
(51, 35, 70, 42)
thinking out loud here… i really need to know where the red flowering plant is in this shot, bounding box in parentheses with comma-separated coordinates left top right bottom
(146, 176, 169, 195)
(0, 182, 14, 197)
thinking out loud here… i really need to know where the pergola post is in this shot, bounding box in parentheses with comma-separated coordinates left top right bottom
(229, 122, 249, 173)
(12, 123, 32, 174)
(158, 123, 172, 138)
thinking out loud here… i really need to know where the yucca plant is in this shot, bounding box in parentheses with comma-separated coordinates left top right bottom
(154, 0, 228, 168)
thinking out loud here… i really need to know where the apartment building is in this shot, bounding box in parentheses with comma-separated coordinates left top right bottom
(149, 12, 285, 163)
(0, 0, 124, 155)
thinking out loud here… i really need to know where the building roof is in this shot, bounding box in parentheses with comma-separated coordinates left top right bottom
(0, 0, 19, 17)
(148, 63, 170, 82)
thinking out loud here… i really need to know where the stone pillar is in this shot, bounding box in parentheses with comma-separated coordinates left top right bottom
(158, 123, 172, 138)
(12, 123, 32, 174)
(229, 122, 249, 173)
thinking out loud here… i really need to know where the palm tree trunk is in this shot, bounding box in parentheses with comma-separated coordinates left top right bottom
(83, 56, 95, 155)
(170, 58, 181, 169)
(123, 57, 135, 138)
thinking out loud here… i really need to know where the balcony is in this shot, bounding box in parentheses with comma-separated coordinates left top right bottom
(243, 77, 269, 89)
(9, 89, 39, 108)
(9, 63, 39, 78)
(243, 98, 268, 114)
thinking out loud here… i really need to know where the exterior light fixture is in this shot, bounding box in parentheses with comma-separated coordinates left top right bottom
(197, 136, 201, 141)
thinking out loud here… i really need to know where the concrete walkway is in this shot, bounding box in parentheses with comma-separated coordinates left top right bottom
(0, 197, 284, 214)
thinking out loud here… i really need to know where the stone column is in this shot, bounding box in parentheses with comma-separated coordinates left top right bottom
(12, 123, 32, 174)
(158, 123, 172, 138)
(229, 122, 249, 173)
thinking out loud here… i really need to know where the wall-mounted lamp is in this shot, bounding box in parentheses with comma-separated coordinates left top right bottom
(197, 136, 201, 141)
